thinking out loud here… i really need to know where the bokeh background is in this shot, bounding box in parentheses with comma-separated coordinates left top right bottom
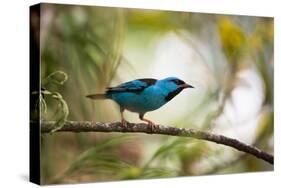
(35, 3, 273, 184)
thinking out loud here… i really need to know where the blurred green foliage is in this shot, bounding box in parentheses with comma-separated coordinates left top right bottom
(35, 4, 274, 184)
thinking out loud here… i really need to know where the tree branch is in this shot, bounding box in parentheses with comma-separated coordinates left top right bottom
(40, 121, 274, 165)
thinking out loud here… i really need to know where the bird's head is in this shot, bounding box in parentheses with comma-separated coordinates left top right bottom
(159, 77, 194, 101)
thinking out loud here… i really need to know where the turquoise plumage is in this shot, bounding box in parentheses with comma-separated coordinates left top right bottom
(86, 77, 194, 129)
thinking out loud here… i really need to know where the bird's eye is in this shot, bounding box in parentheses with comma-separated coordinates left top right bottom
(171, 79, 184, 85)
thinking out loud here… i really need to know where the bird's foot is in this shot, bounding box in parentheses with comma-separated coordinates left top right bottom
(121, 118, 129, 128)
(148, 121, 156, 132)
(142, 119, 156, 132)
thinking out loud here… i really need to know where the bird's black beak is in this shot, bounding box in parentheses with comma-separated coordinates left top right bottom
(180, 83, 194, 89)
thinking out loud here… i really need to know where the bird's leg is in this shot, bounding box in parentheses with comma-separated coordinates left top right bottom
(120, 108, 129, 128)
(139, 113, 156, 132)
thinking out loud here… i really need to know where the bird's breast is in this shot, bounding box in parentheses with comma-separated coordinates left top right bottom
(110, 86, 167, 113)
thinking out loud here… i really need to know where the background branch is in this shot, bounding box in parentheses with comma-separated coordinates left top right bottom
(40, 121, 274, 165)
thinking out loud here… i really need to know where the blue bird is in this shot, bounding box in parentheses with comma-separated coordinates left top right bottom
(86, 77, 194, 129)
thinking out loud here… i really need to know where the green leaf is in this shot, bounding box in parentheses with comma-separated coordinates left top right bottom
(39, 94, 48, 114)
(50, 92, 69, 133)
(41, 90, 52, 95)
(141, 167, 178, 178)
(61, 136, 133, 179)
(144, 138, 188, 168)
(42, 71, 68, 86)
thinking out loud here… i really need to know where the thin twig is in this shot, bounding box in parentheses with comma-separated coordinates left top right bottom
(39, 121, 274, 165)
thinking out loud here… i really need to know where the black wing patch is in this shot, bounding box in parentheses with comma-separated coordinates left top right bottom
(137, 78, 157, 86)
(106, 87, 144, 92)
(106, 78, 157, 93)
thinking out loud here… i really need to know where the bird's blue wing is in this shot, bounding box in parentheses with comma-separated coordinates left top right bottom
(106, 78, 157, 93)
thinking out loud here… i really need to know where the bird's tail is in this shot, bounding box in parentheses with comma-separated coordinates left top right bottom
(86, 94, 108, 100)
